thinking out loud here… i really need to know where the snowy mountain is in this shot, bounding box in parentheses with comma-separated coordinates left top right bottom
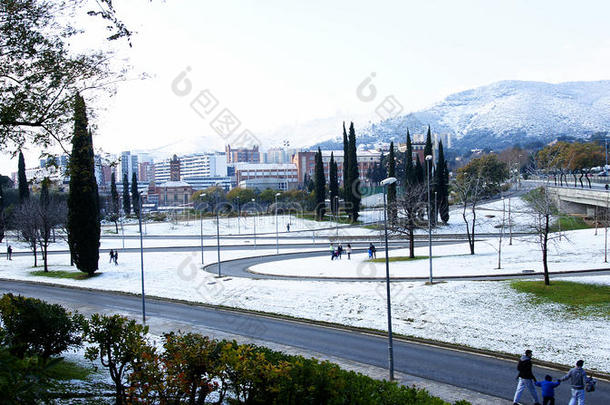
(316, 80, 610, 151)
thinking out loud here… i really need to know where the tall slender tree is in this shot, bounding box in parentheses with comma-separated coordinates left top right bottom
(415, 155, 424, 184)
(17, 150, 29, 203)
(67, 93, 100, 275)
(387, 141, 397, 224)
(435, 141, 450, 223)
(122, 172, 131, 215)
(348, 122, 361, 222)
(329, 152, 339, 216)
(314, 148, 326, 220)
(423, 126, 436, 223)
(0, 180, 4, 243)
(405, 129, 414, 185)
(131, 172, 140, 217)
(110, 172, 120, 232)
(342, 122, 350, 206)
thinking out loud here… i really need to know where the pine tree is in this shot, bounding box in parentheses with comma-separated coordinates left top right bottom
(67, 93, 100, 275)
(342, 122, 350, 206)
(314, 148, 326, 220)
(110, 172, 120, 232)
(17, 150, 29, 203)
(348, 122, 360, 222)
(436, 141, 450, 223)
(387, 141, 397, 224)
(405, 129, 414, 185)
(122, 173, 131, 215)
(131, 172, 140, 217)
(329, 152, 339, 216)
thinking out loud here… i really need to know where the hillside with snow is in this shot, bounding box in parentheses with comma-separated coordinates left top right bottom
(316, 80, 610, 151)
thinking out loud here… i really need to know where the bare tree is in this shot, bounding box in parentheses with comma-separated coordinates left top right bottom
(523, 186, 560, 285)
(454, 174, 484, 255)
(36, 185, 67, 272)
(392, 183, 427, 258)
(12, 199, 41, 267)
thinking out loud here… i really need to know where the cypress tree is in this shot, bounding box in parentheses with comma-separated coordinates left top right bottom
(415, 155, 424, 184)
(423, 125, 433, 179)
(342, 122, 350, 206)
(314, 148, 326, 220)
(329, 152, 339, 216)
(17, 150, 29, 203)
(122, 173, 131, 215)
(110, 172, 120, 223)
(131, 172, 140, 216)
(67, 93, 100, 275)
(405, 129, 414, 185)
(387, 141, 397, 224)
(348, 122, 361, 222)
(0, 180, 4, 243)
(436, 141, 450, 223)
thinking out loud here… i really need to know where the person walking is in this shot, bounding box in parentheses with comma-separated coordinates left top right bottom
(370, 243, 377, 259)
(513, 349, 541, 405)
(560, 360, 591, 405)
(535, 375, 560, 405)
(330, 244, 335, 261)
(109, 249, 115, 263)
(346, 243, 352, 260)
(6, 245, 12, 260)
(337, 244, 343, 259)
(114, 250, 119, 265)
(286, 223, 290, 232)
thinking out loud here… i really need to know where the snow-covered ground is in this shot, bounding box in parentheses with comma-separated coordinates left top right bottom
(1, 197, 607, 372)
(102, 214, 378, 237)
(1, 227, 608, 372)
(249, 228, 607, 278)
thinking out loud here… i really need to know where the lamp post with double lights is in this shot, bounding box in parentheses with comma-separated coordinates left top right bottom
(380, 176, 397, 380)
(275, 192, 281, 254)
(425, 154, 434, 284)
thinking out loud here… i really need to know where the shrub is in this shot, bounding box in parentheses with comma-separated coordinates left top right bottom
(0, 294, 84, 360)
(84, 313, 149, 405)
(0, 348, 60, 404)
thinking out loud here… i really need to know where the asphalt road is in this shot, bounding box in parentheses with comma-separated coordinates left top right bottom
(204, 245, 610, 282)
(0, 280, 607, 404)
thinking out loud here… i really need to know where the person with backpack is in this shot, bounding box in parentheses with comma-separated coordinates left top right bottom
(535, 375, 560, 405)
(513, 349, 541, 405)
(560, 359, 593, 405)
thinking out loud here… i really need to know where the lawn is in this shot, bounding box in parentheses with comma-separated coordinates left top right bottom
(510, 280, 610, 317)
(550, 215, 591, 232)
(368, 255, 429, 263)
(30, 270, 100, 280)
(48, 359, 94, 381)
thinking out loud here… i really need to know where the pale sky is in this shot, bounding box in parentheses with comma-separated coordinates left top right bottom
(3, 0, 610, 173)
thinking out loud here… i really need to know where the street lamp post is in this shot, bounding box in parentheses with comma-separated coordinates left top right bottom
(425, 154, 434, 284)
(237, 196, 241, 235)
(251, 198, 257, 250)
(199, 193, 206, 265)
(380, 176, 397, 381)
(137, 192, 146, 324)
(275, 192, 281, 254)
(214, 191, 222, 277)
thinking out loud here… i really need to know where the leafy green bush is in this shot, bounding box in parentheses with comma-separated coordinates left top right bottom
(121, 332, 466, 405)
(0, 348, 61, 404)
(84, 313, 149, 405)
(0, 294, 84, 360)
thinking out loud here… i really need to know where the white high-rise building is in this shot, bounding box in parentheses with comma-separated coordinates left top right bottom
(154, 153, 227, 183)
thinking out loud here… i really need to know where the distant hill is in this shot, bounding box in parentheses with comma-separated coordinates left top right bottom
(314, 80, 610, 151)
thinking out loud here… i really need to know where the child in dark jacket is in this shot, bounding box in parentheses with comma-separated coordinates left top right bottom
(535, 375, 560, 405)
